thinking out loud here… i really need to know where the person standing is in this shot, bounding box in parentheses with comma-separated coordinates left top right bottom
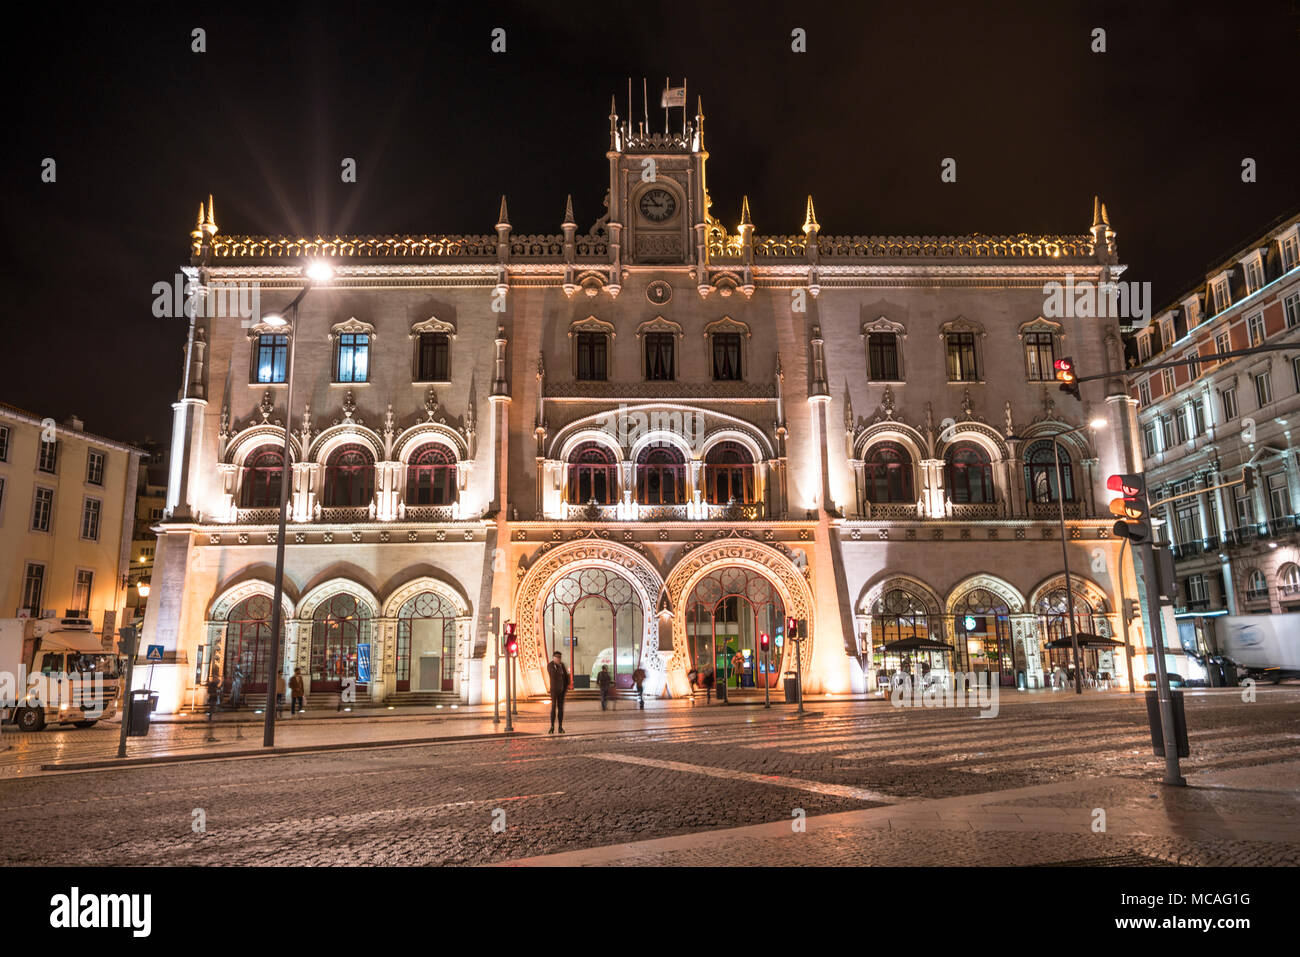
(596, 664, 613, 710)
(632, 667, 646, 709)
(275, 672, 287, 717)
(289, 668, 305, 715)
(703, 666, 715, 704)
(547, 651, 569, 734)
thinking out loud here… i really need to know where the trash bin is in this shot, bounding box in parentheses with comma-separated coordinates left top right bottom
(715, 679, 727, 701)
(783, 672, 801, 704)
(128, 690, 159, 737)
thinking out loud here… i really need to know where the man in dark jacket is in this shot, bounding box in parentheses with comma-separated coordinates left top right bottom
(547, 652, 569, 733)
(596, 665, 613, 710)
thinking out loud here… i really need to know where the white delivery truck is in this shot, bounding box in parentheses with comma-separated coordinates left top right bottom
(0, 617, 124, 731)
(1217, 614, 1300, 683)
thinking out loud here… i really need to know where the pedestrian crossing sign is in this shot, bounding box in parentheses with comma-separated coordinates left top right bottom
(145, 645, 164, 662)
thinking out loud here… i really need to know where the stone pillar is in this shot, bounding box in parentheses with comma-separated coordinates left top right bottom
(375, 461, 401, 521)
(217, 463, 239, 521)
(292, 463, 317, 522)
(1011, 614, 1044, 688)
(920, 458, 945, 518)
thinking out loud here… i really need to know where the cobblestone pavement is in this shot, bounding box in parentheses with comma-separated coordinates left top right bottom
(1, 688, 1297, 866)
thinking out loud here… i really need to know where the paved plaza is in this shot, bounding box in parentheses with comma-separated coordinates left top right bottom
(2, 688, 1298, 866)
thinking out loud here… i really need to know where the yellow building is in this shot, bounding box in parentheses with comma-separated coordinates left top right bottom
(0, 403, 143, 642)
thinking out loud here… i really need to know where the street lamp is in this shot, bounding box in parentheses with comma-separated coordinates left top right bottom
(1008, 418, 1105, 695)
(263, 260, 333, 748)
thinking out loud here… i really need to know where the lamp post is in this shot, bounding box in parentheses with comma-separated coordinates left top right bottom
(1009, 418, 1106, 695)
(263, 261, 333, 748)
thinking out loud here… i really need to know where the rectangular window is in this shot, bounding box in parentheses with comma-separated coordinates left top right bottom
(1285, 293, 1300, 329)
(712, 333, 743, 381)
(336, 333, 369, 383)
(1143, 423, 1159, 457)
(1138, 380, 1151, 407)
(1214, 331, 1230, 362)
(1175, 501, 1199, 543)
(1161, 368, 1176, 394)
(1233, 485, 1254, 527)
(1244, 259, 1264, 294)
(1023, 332, 1055, 381)
(255, 334, 288, 383)
(71, 569, 93, 617)
(416, 333, 450, 381)
(1174, 407, 1189, 444)
(1293, 355, 1300, 393)
(1187, 574, 1209, 604)
(1268, 471, 1291, 520)
(1282, 236, 1299, 272)
(945, 333, 978, 381)
(1189, 397, 1205, 436)
(1221, 386, 1237, 420)
(37, 438, 58, 473)
(0, 476, 4, 512)
(21, 563, 45, 614)
(576, 332, 607, 381)
(86, 449, 105, 485)
(1254, 371, 1272, 407)
(644, 333, 675, 381)
(0, 425, 8, 461)
(1246, 312, 1265, 346)
(81, 498, 101, 541)
(868, 333, 900, 380)
(1138, 336, 1152, 361)
(1160, 415, 1175, 449)
(31, 487, 53, 532)
(1213, 280, 1231, 313)
(1185, 351, 1201, 379)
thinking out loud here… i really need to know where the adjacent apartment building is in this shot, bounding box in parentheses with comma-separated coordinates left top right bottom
(0, 403, 143, 642)
(1129, 211, 1300, 652)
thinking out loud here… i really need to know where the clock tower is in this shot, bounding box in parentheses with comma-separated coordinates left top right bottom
(606, 87, 708, 270)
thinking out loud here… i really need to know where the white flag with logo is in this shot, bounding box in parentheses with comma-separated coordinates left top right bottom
(661, 86, 685, 108)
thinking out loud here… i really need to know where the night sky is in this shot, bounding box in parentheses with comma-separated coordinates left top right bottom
(4, 0, 1298, 445)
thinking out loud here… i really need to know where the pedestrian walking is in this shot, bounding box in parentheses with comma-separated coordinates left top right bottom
(547, 651, 569, 734)
(597, 664, 612, 710)
(275, 672, 287, 717)
(632, 667, 646, 709)
(703, 666, 715, 703)
(290, 668, 305, 715)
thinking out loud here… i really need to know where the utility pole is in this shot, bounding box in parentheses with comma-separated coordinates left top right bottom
(115, 626, 138, 759)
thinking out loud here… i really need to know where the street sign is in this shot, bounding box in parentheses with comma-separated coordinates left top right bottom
(356, 643, 371, 683)
(145, 645, 164, 663)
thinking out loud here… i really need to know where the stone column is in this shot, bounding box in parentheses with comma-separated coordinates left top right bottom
(1011, 613, 1044, 688)
(375, 461, 401, 521)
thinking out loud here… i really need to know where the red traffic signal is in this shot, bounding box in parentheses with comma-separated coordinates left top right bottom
(503, 621, 518, 656)
(785, 616, 797, 636)
(1107, 473, 1150, 542)
(1054, 356, 1081, 400)
(760, 632, 770, 650)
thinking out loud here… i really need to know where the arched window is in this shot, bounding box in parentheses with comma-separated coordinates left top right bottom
(395, 591, 459, 692)
(953, 588, 1012, 679)
(1246, 568, 1269, 600)
(636, 445, 686, 505)
(1036, 588, 1102, 672)
(864, 442, 914, 504)
(872, 589, 929, 641)
(1024, 440, 1074, 503)
(324, 444, 375, 508)
(567, 442, 618, 505)
(945, 442, 994, 504)
(240, 446, 284, 508)
(704, 442, 754, 505)
(406, 444, 457, 505)
(309, 593, 373, 692)
(221, 594, 283, 697)
(1280, 563, 1300, 596)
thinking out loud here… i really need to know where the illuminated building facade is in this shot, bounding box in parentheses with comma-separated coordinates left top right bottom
(139, 95, 1153, 712)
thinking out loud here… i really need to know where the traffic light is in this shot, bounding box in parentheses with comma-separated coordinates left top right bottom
(1108, 472, 1150, 543)
(503, 621, 518, 657)
(760, 632, 770, 652)
(1123, 598, 1140, 624)
(1054, 356, 1081, 400)
(1242, 466, 1256, 493)
(786, 616, 797, 639)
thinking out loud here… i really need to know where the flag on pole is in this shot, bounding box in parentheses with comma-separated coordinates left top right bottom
(661, 85, 685, 108)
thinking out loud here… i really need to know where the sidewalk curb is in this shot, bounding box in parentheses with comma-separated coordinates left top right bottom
(39, 730, 530, 772)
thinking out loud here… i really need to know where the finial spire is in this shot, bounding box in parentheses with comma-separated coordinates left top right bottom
(201, 195, 217, 236)
(191, 201, 205, 240)
(497, 195, 510, 228)
(740, 195, 752, 227)
(1100, 202, 1110, 226)
(563, 194, 575, 227)
(802, 195, 819, 235)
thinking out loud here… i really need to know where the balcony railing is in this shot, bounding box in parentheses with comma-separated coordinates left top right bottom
(319, 506, 372, 523)
(234, 507, 280, 524)
(864, 502, 919, 519)
(402, 505, 457, 522)
(1027, 500, 1084, 520)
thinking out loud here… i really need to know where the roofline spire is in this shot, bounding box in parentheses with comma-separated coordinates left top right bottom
(802, 195, 819, 235)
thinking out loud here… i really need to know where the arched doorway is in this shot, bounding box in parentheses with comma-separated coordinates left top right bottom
(543, 568, 644, 690)
(221, 594, 283, 698)
(1037, 588, 1104, 673)
(309, 593, 373, 693)
(685, 567, 785, 689)
(952, 589, 1013, 683)
(395, 591, 458, 692)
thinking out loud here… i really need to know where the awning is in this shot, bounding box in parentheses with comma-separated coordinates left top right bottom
(882, 637, 954, 654)
(1046, 634, 1125, 650)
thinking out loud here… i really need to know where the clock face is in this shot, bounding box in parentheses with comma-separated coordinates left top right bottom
(639, 188, 677, 223)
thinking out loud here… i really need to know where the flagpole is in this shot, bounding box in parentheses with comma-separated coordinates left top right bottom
(682, 77, 687, 137)
(664, 75, 669, 133)
(642, 77, 648, 133)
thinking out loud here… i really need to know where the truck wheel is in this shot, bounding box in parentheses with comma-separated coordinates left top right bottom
(73, 720, 99, 728)
(15, 708, 46, 732)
